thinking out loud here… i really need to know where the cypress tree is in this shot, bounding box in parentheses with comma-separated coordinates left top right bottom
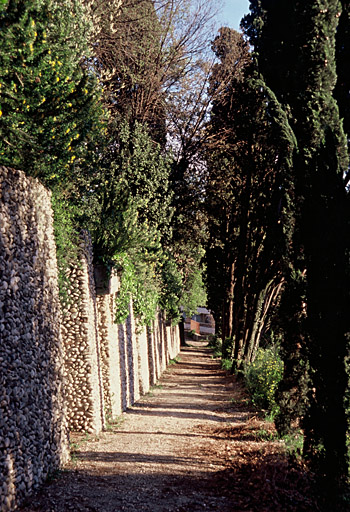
(334, 0, 350, 185)
(244, 0, 350, 496)
(205, 28, 296, 366)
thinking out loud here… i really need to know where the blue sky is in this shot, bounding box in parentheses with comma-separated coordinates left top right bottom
(216, 0, 250, 31)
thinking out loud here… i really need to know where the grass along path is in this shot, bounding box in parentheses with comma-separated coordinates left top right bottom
(19, 342, 318, 512)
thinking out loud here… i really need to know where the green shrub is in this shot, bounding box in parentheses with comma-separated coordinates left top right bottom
(208, 335, 222, 357)
(222, 336, 234, 359)
(0, 0, 105, 186)
(208, 335, 234, 361)
(221, 358, 233, 371)
(243, 346, 284, 417)
(51, 191, 79, 303)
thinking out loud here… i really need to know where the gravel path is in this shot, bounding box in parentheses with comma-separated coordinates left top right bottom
(19, 342, 319, 512)
(19, 342, 249, 512)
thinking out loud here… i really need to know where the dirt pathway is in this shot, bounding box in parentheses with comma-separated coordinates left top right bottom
(20, 343, 317, 512)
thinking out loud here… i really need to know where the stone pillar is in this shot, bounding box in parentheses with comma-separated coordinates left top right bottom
(147, 323, 157, 386)
(60, 232, 104, 433)
(157, 310, 167, 373)
(166, 323, 181, 361)
(137, 326, 150, 395)
(0, 167, 68, 512)
(96, 271, 122, 419)
(126, 300, 140, 404)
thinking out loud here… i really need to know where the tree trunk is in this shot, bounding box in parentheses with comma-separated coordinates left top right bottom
(246, 279, 284, 363)
(179, 317, 186, 347)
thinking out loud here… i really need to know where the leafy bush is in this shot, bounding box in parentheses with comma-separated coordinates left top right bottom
(0, 0, 105, 186)
(113, 249, 161, 326)
(243, 346, 284, 417)
(89, 121, 183, 327)
(207, 335, 235, 361)
(208, 335, 222, 358)
(221, 358, 233, 371)
(51, 191, 79, 302)
(222, 336, 234, 359)
(159, 254, 183, 324)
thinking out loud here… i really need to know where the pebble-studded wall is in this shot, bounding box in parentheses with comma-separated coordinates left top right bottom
(60, 231, 105, 434)
(94, 271, 181, 424)
(0, 167, 69, 512)
(59, 238, 181, 432)
(0, 167, 180, 511)
(96, 274, 123, 420)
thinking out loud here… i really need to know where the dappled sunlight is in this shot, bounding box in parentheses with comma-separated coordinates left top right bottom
(19, 345, 318, 512)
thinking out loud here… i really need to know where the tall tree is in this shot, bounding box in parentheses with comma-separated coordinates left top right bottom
(88, 0, 218, 143)
(205, 28, 296, 366)
(93, 0, 167, 142)
(334, 0, 350, 185)
(91, 120, 173, 262)
(86, 0, 217, 321)
(243, 0, 350, 496)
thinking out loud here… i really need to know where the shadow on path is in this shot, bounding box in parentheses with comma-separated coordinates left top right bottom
(19, 342, 318, 512)
(19, 342, 239, 512)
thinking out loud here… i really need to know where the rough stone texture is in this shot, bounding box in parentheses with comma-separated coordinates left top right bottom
(0, 167, 69, 512)
(96, 273, 122, 420)
(95, 289, 181, 414)
(145, 311, 180, 388)
(137, 326, 150, 395)
(60, 232, 105, 434)
(62, 247, 181, 432)
(0, 167, 180, 511)
(103, 298, 142, 412)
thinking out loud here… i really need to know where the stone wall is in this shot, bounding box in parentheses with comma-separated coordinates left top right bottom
(145, 311, 180, 387)
(96, 272, 122, 420)
(94, 279, 181, 423)
(93, 272, 182, 422)
(0, 167, 69, 512)
(60, 239, 181, 431)
(60, 232, 105, 434)
(0, 166, 181, 510)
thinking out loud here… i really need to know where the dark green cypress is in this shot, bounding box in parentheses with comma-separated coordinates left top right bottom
(205, 28, 296, 367)
(244, 0, 350, 496)
(334, 0, 350, 185)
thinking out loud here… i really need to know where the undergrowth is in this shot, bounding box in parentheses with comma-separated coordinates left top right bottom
(208, 335, 223, 358)
(169, 356, 181, 365)
(210, 334, 285, 422)
(51, 192, 80, 304)
(105, 414, 125, 432)
(69, 431, 93, 464)
(221, 358, 233, 371)
(243, 346, 284, 419)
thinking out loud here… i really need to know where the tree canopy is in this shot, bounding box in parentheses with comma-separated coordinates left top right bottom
(0, 0, 105, 186)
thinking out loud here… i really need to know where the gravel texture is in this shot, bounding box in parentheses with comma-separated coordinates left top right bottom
(19, 343, 241, 512)
(19, 342, 318, 512)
